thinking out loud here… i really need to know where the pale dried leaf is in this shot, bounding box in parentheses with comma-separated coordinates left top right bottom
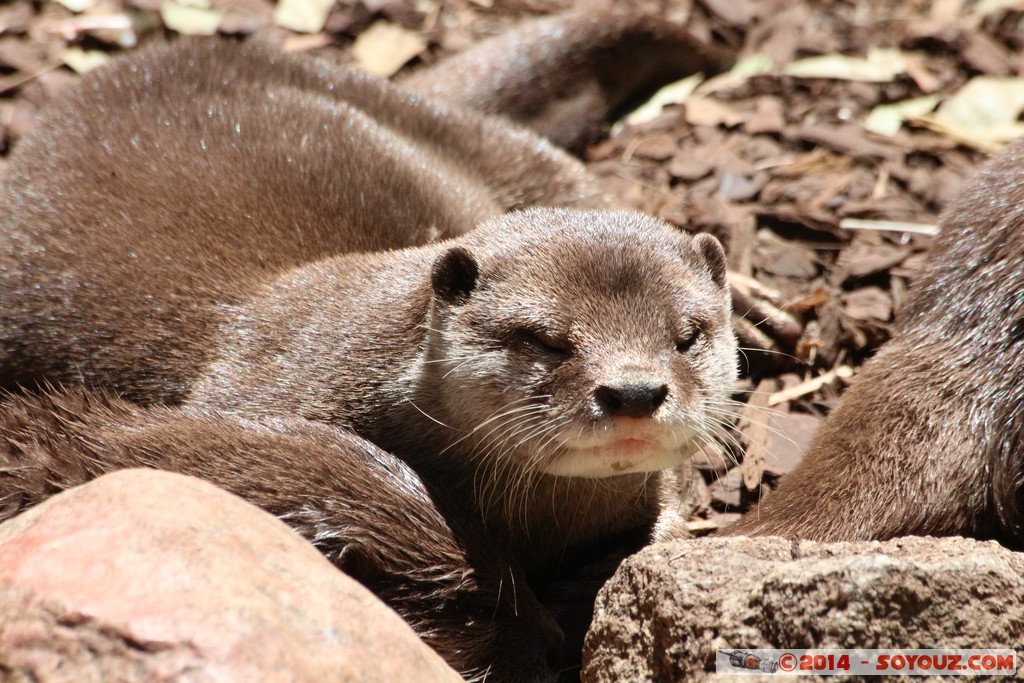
(685, 96, 745, 128)
(784, 48, 906, 83)
(61, 46, 110, 74)
(934, 76, 1024, 132)
(863, 95, 940, 136)
(60, 11, 152, 48)
(282, 33, 331, 53)
(839, 218, 940, 236)
(768, 366, 853, 406)
(973, 0, 1024, 17)
(912, 113, 1024, 151)
(352, 21, 428, 77)
(160, 0, 221, 35)
(930, 0, 964, 19)
(56, 0, 95, 12)
(273, 0, 333, 34)
(697, 53, 772, 94)
(617, 73, 703, 131)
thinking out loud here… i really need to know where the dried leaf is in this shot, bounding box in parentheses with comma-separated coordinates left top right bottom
(160, 0, 221, 35)
(972, 0, 1024, 17)
(684, 96, 745, 128)
(273, 0, 333, 34)
(839, 218, 939, 236)
(619, 73, 703, 129)
(699, 0, 754, 27)
(282, 33, 331, 53)
(836, 240, 911, 280)
(630, 133, 677, 161)
(697, 53, 773, 94)
(796, 124, 900, 160)
(61, 47, 109, 74)
(929, 0, 965, 20)
(910, 114, 1019, 152)
(933, 76, 1024, 139)
(863, 95, 940, 137)
(736, 382, 772, 490)
(763, 412, 822, 475)
(784, 48, 906, 82)
(351, 21, 427, 77)
(56, 0, 95, 12)
(842, 287, 892, 322)
(767, 366, 853, 406)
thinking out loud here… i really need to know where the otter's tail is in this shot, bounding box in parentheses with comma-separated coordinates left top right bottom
(399, 12, 734, 153)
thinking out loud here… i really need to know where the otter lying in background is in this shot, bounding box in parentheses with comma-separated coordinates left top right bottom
(724, 137, 1024, 549)
(0, 12, 735, 681)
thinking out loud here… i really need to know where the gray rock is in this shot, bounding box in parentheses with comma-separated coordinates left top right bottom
(0, 468, 461, 683)
(583, 536, 1024, 682)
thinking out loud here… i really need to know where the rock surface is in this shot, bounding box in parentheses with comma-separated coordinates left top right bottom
(0, 468, 461, 683)
(583, 536, 1024, 682)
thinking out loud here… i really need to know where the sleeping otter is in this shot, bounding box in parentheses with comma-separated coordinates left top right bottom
(0, 11, 735, 680)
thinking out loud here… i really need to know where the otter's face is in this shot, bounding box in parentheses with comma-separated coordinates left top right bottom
(425, 209, 737, 479)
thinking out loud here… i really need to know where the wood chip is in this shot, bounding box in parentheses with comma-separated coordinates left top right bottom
(843, 287, 893, 322)
(794, 124, 901, 160)
(160, 0, 221, 35)
(839, 218, 940, 235)
(61, 47, 110, 74)
(351, 20, 427, 77)
(56, 0, 96, 12)
(768, 366, 854, 406)
(784, 48, 907, 82)
(684, 96, 745, 128)
(273, 0, 333, 34)
(631, 133, 677, 161)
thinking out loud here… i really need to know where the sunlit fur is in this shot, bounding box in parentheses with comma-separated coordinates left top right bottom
(0, 387, 561, 682)
(186, 209, 736, 571)
(408, 209, 737, 565)
(0, 16, 736, 680)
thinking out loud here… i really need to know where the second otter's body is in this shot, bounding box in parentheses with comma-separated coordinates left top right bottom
(726, 138, 1024, 546)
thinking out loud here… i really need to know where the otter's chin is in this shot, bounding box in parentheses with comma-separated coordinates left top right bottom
(542, 440, 690, 478)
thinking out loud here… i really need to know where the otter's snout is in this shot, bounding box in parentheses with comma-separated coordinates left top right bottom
(594, 379, 669, 418)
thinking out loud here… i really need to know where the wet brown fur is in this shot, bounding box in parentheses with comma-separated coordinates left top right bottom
(0, 387, 559, 681)
(0, 11, 736, 681)
(725, 138, 1024, 547)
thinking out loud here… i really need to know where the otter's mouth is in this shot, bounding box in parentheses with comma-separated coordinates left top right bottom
(543, 421, 695, 478)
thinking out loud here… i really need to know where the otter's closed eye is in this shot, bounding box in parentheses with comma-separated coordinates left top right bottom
(676, 328, 702, 353)
(511, 328, 571, 355)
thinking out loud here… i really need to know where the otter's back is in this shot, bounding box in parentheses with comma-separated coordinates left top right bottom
(0, 39, 592, 402)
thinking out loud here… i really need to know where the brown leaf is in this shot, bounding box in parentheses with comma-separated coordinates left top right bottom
(835, 239, 910, 282)
(843, 286, 893, 322)
(792, 123, 901, 160)
(630, 133, 677, 161)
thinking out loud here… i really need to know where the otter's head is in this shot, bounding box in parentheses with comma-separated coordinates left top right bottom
(423, 208, 736, 480)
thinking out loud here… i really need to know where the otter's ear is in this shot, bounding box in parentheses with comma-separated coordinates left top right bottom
(690, 233, 727, 289)
(431, 246, 479, 304)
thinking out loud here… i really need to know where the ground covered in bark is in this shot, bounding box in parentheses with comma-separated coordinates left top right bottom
(2, 0, 1022, 526)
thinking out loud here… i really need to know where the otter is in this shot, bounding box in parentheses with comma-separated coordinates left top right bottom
(723, 136, 1024, 547)
(0, 11, 736, 680)
(0, 387, 561, 682)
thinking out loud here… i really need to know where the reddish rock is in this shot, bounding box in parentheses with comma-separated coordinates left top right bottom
(0, 469, 461, 683)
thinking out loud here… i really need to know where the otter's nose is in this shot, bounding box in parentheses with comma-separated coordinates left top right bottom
(595, 381, 668, 418)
